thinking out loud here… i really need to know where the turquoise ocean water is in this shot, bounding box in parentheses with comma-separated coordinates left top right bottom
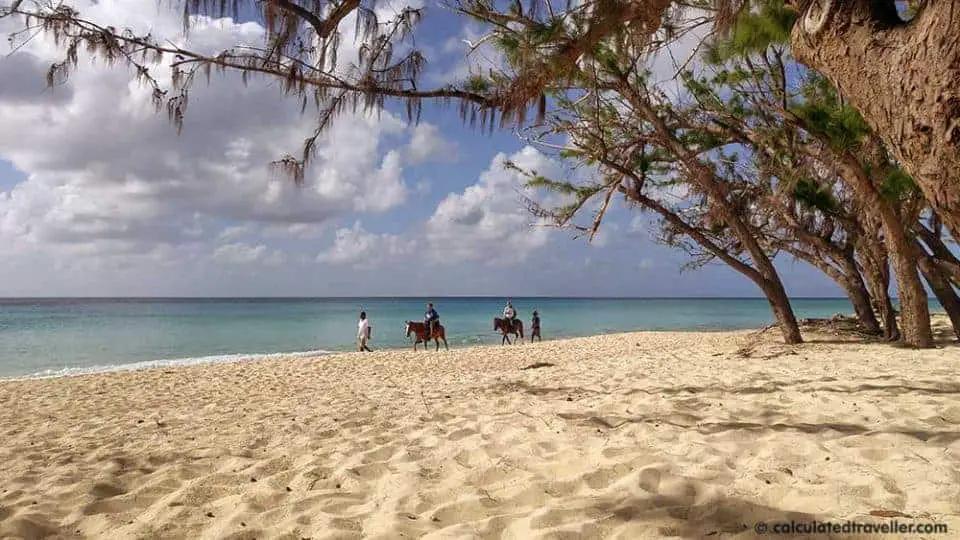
(0, 297, 942, 379)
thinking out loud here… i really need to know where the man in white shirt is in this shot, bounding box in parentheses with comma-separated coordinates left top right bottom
(503, 300, 517, 332)
(357, 311, 372, 352)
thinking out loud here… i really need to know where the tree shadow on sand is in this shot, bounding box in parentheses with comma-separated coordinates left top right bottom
(587, 478, 876, 539)
(554, 411, 960, 444)
(489, 376, 960, 401)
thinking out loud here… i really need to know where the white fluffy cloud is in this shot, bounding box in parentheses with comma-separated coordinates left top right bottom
(316, 221, 415, 268)
(0, 0, 654, 296)
(405, 123, 459, 164)
(425, 146, 563, 265)
(213, 242, 285, 266)
(0, 0, 430, 267)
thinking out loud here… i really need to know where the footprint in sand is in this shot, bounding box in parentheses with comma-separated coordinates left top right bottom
(347, 462, 391, 481)
(431, 499, 498, 524)
(939, 406, 960, 425)
(362, 444, 398, 463)
(859, 447, 890, 461)
(446, 428, 479, 442)
(90, 482, 126, 499)
(0, 515, 58, 539)
(638, 467, 662, 493)
(582, 463, 631, 490)
(81, 498, 128, 516)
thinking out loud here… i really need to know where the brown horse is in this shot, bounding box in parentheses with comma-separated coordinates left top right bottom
(493, 317, 524, 345)
(405, 321, 449, 351)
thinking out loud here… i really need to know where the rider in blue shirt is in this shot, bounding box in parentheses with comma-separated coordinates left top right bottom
(424, 303, 439, 335)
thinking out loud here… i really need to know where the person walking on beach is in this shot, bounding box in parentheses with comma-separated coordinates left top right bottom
(424, 303, 440, 337)
(531, 310, 541, 342)
(357, 311, 373, 352)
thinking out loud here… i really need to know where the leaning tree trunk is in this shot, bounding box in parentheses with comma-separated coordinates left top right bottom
(836, 250, 882, 334)
(866, 266, 900, 342)
(917, 223, 960, 285)
(917, 250, 960, 340)
(806, 253, 882, 334)
(856, 232, 900, 340)
(836, 152, 933, 347)
(729, 226, 803, 344)
(841, 274, 882, 334)
(791, 0, 960, 235)
(882, 212, 933, 347)
(622, 185, 803, 344)
(758, 275, 804, 344)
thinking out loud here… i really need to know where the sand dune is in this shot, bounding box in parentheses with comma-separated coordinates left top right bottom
(1, 323, 959, 539)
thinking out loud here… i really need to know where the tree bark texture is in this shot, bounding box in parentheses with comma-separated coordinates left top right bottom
(917, 222, 960, 285)
(861, 242, 900, 341)
(760, 277, 805, 344)
(841, 272, 883, 334)
(836, 153, 933, 347)
(791, 0, 960, 236)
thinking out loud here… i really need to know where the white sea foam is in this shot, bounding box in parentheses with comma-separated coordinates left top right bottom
(7, 349, 334, 381)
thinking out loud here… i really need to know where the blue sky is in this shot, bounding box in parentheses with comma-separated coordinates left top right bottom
(0, 0, 845, 297)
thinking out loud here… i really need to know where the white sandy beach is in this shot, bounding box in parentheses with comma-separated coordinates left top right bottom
(1, 320, 959, 539)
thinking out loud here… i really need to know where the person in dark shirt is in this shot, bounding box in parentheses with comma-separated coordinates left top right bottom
(424, 303, 439, 336)
(531, 310, 541, 342)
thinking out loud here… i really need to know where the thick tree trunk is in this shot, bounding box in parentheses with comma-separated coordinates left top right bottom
(737, 238, 803, 345)
(835, 154, 933, 347)
(759, 277, 804, 344)
(882, 212, 933, 347)
(917, 250, 960, 340)
(790, 0, 960, 235)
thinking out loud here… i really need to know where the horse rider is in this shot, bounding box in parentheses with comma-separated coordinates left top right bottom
(503, 300, 517, 332)
(424, 302, 440, 336)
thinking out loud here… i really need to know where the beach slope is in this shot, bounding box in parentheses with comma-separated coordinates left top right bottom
(1, 324, 959, 538)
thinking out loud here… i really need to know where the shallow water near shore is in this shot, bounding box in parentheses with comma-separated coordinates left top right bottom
(0, 296, 942, 378)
